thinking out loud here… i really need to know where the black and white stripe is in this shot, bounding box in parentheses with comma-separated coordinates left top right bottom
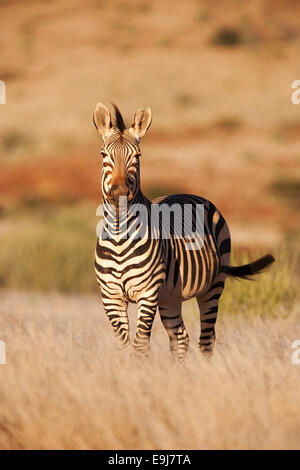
(93, 103, 274, 359)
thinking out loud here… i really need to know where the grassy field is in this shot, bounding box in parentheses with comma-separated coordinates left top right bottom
(0, 284, 299, 450)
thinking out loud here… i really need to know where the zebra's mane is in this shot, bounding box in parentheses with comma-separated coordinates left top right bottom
(111, 103, 126, 133)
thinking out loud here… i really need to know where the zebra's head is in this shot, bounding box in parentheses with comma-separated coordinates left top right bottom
(93, 103, 152, 206)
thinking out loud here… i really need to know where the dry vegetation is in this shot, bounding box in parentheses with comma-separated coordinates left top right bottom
(0, 0, 299, 450)
(0, 0, 299, 248)
(0, 0, 299, 242)
(0, 287, 299, 450)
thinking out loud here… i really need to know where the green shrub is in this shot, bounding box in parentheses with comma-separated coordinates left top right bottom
(219, 248, 297, 318)
(211, 27, 244, 47)
(0, 204, 98, 293)
(271, 179, 300, 207)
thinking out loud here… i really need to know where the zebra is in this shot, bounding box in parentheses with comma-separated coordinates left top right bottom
(93, 102, 274, 360)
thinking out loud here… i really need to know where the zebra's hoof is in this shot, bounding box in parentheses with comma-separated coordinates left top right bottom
(199, 345, 214, 357)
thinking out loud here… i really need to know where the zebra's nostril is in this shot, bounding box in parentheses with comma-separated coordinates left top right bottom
(108, 183, 130, 201)
(110, 184, 119, 194)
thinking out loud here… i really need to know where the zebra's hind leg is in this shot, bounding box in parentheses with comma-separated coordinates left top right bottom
(158, 302, 189, 361)
(196, 276, 225, 356)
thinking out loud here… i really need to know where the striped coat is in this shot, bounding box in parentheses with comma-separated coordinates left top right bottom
(93, 103, 274, 359)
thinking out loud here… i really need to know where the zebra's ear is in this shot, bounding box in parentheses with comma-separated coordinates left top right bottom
(129, 107, 152, 139)
(93, 103, 113, 138)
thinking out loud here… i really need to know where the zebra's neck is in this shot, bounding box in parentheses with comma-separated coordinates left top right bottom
(101, 189, 152, 242)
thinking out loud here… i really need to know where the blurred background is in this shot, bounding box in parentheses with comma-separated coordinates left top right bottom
(0, 0, 299, 298)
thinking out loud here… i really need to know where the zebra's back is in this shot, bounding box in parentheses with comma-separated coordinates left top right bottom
(152, 194, 231, 301)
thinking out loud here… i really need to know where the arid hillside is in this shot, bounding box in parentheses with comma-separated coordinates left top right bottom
(0, 0, 299, 292)
(0, 0, 299, 240)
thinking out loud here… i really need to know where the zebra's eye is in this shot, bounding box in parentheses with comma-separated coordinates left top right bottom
(100, 150, 107, 157)
(132, 156, 140, 166)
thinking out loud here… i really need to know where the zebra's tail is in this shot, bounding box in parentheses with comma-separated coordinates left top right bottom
(220, 254, 275, 280)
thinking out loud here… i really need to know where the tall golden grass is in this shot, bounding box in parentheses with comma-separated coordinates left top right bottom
(0, 286, 299, 450)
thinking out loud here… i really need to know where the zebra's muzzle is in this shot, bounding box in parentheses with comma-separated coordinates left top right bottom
(107, 183, 133, 206)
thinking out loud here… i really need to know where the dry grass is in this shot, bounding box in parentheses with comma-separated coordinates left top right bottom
(0, 290, 299, 450)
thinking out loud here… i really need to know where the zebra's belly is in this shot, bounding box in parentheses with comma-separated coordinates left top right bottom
(158, 268, 217, 303)
(159, 239, 220, 302)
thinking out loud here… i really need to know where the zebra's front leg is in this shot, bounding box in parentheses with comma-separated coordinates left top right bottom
(158, 302, 189, 361)
(102, 296, 130, 351)
(133, 294, 158, 357)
